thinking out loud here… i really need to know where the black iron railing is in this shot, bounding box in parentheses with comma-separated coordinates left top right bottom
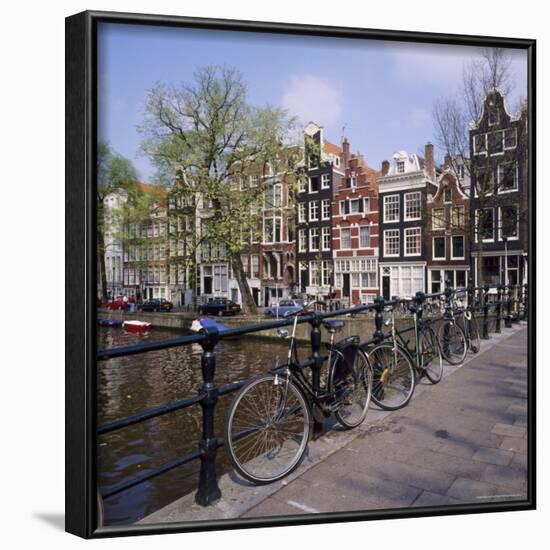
(96, 282, 527, 515)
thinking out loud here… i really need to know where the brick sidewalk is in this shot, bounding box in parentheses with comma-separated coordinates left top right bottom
(243, 327, 528, 517)
(140, 324, 528, 524)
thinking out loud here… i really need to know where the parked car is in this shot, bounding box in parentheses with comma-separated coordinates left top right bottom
(107, 295, 135, 310)
(264, 299, 305, 317)
(198, 298, 241, 316)
(141, 298, 173, 312)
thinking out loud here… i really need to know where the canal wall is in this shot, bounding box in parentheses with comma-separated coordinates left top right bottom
(98, 309, 380, 342)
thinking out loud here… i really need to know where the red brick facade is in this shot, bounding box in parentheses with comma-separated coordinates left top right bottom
(332, 139, 380, 305)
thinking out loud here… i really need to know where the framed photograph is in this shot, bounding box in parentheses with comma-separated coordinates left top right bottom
(66, 10, 535, 539)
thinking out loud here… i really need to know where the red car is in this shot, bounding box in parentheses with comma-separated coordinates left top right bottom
(107, 295, 135, 310)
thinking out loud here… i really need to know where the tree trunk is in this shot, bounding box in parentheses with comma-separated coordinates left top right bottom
(97, 230, 109, 302)
(231, 252, 257, 315)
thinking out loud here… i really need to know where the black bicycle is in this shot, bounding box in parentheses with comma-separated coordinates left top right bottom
(366, 295, 443, 411)
(438, 293, 468, 364)
(224, 304, 373, 484)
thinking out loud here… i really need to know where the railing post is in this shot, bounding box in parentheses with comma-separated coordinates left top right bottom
(467, 284, 475, 311)
(195, 326, 221, 506)
(415, 291, 425, 323)
(505, 286, 513, 328)
(495, 284, 503, 334)
(309, 312, 324, 438)
(373, 296, 385, 343)
(522, 284, 528, 321)
(482, 285, 490, 339)
(512, 285, 520, 324)
(443, 279, 453, 319)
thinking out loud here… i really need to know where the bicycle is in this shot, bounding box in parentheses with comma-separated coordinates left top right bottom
(366, 293, 443, 411)
(437, 290, 468, 365)
(224, 304, 373, 484)
(454, 298, 481, 354)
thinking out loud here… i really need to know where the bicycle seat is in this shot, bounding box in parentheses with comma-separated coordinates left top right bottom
(323, 320, 345, 333)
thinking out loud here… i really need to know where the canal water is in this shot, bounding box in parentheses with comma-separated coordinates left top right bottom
(97, 326, 294, 526)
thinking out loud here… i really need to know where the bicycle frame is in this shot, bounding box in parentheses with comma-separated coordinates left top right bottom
(272, 309, 348, 416)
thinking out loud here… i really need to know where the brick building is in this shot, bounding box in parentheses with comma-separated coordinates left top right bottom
(426, 162, 470, 293)
(332, 138, 380, 306)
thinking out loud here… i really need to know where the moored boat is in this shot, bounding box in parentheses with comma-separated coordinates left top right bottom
(123, 320, 152, 332)
(98, 318, 123, 327)
(190, 318, 229, 333)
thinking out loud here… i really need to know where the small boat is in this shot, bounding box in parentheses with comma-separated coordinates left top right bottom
(98, 318, 123, 327)
(123, 320, 152, 333)
(190, 318, 229, 333)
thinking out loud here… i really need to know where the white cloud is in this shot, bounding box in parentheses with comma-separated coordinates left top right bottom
(281, 75, 342, 126)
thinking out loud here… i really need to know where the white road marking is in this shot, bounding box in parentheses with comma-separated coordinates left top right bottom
(286, 500, 320, 514)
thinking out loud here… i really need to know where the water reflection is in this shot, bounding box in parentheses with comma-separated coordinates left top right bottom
(97, 326, 290, 526)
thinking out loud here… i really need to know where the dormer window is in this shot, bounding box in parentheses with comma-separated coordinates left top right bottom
(334, 157, 340, 167)
(444, 187, 452, 203)
(350, 174, 357, 188)
(397, 161, 405, 174)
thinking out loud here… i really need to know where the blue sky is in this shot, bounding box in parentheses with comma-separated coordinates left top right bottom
(98, 22, 527, 182)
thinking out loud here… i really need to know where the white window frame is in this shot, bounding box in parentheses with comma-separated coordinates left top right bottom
(359, 226, 370, 248)
(498, 206, 519, 241)
(451, 205, 465, 228)
(397, 161, 405, 173)
(383, 194, 400, 223)
(432, 208, 445, 230)
(309, 227, 319, 251)
(473, 133, 487, 156)
(404, 227, 422, 257)
(321, 174, 330, 189)
(432, 236, 446, 260)
(298, 202, 306, 223)
(404, 191, 422, 221)
(350, 198, 361, 213)
(475, 208, 495, 243)
(298, 178, 307, 193)
(350, 174, 357, 188)
(322, 226, 331, 251)
(451, 235, 465, 260)
(321, 199, 330, 220)
(504, 128, 517, 150)
(340, 227, 351, 249)
(383, 229, 400, 257)
(363, 197, 370, 212)
(309, 200, 319, 221)
(298, 229, 307, 252)
(488, 130, 505, 156)
(497, 162, 518, 194)
(308, 176, 319, 194)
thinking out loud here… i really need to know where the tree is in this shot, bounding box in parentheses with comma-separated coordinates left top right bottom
(96, 143, 138, 302)
(140, 66, 298, 314)
(432, 48, 527, 286)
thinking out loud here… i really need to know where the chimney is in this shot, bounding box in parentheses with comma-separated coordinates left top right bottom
(425, 142, 435, 181)
(342, 137, 350, 170)
(444, 153, 452, 169)
(381, 160, 390, 176)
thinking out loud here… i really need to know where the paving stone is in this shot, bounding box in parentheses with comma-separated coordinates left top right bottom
(242, 497, 308, 518)
(446, 477, 501, 501)
(480, 464, 528, 493)
(491, 423, 527, 438)
(410, 490, 454, 508)
(500, 437, 527, 454)
(472, 447, 514, 466)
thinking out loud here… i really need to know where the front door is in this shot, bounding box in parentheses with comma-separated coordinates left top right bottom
(231, 288, 238, 303)
(342, 273, 351, 299)
(382, 274, 391, 300)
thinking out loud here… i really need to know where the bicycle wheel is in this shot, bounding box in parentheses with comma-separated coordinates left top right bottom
(329, 347, 372, 429)
(224, 373, 311, 484)
(467, 315, 481, 354)
(367, 343, 415, 410)
(420, 326, 443, 384)
(438, 320, 467, 365)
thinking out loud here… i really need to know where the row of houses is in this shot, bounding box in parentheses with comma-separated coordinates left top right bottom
(102, 89, 528, 308)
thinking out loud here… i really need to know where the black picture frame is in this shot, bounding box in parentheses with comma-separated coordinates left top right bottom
(65, 9, 536, 539)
